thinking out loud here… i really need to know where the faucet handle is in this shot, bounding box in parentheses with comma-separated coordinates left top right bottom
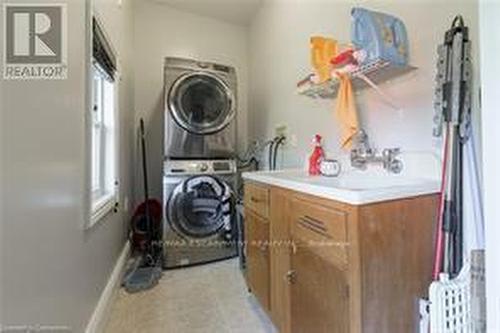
(382, 148, 401, 158)
(382, 148, 403, 174)
(352, 129, 374, 157)
(353, 129, 369, 146)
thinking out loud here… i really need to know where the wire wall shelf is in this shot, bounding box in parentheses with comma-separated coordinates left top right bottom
(297, 59, 417, 99)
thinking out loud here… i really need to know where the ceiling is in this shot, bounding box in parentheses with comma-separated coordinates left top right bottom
(153, 0, 263, 26)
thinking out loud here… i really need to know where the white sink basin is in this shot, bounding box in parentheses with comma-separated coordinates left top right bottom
(242, 169, 440, 205)
(272, 171, 434, 190)
(336, 177, 435, 191)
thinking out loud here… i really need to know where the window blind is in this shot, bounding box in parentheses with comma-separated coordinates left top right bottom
(93, 18, 116, 81)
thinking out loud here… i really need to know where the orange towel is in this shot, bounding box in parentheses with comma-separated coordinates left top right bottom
(335, 74, 359, 149)
(310, 37, 338, 83)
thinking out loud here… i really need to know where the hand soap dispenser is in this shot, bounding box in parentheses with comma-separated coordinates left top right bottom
(308, 134, 324, 176)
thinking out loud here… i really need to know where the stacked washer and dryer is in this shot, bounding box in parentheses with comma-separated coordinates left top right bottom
(162, 57, 238, 268)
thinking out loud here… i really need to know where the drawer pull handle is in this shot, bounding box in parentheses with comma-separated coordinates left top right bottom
(302, 215, 327, 231)
(286, 270, 297, 284)
(298, 216, 331, 238)
(259, 243, 268, 252)
(250, 197, 262, 203)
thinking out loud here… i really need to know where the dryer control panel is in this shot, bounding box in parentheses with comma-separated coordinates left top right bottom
(164, 159, 237, 176)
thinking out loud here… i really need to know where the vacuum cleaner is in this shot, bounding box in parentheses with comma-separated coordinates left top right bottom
(123, 118, 163, 293)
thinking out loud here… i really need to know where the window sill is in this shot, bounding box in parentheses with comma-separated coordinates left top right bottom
(90, 193, 116, 227)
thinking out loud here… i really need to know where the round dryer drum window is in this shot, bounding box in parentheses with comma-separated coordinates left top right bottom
(168, 72, 235, 135)
(167, 176, 233, 239)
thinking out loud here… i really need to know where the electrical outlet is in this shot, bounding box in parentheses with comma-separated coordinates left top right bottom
(275, 124, 288, 139)
(289, 134, 298, 148)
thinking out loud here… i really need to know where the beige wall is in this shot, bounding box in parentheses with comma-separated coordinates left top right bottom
(133, 0, 249, 201)
(248, 0, 480, 168)
(0, 0, 134, 331)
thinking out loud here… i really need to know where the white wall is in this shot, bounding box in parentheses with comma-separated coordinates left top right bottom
(479, 1, 500, 331)
(0, 0, 134, 331)
(133, 0, 249, 200)
(248, 0, 480, 168)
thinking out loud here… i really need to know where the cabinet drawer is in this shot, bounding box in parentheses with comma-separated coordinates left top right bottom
(244, 182, 270, 219)
(290, 198, 348, 266)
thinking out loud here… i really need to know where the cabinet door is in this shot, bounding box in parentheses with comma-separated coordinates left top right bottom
(245, 210, 270, 311)
(290, 244, 350, 333)
(270, 189, 292, 333)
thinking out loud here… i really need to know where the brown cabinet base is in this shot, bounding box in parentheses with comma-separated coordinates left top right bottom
(244, 182, 438, 333)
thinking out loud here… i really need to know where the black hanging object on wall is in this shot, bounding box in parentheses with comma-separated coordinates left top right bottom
(432, 15, 472, 279)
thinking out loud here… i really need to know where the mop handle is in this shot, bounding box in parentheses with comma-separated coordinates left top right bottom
(432, 125, 450, 280)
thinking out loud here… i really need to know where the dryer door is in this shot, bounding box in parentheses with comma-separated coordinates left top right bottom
(167, 175, 233, 239)
(168, 72, 235, 135)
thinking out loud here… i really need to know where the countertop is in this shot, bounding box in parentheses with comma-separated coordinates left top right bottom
(242, 168, 440, 205)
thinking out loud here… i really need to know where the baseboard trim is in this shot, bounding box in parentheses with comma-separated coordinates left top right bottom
(85, 241, 131, 333)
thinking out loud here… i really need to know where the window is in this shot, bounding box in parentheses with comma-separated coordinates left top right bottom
(89, 17, 118, 224)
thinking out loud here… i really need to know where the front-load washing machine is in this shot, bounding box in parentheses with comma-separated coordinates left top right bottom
(162, 159, 238, 268)
(164, 57, 237, 159)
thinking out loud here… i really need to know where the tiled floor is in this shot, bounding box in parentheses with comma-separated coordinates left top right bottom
(105, 258, 277, 333)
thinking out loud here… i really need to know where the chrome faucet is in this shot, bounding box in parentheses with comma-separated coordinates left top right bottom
(350, 130, 374, 170)
(350, 130, 403, 174)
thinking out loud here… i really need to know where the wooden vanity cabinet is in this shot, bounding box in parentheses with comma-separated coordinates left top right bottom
(244, 181, 438, 333)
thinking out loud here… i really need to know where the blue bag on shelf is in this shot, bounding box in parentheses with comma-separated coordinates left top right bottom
(351, 7, 408, 66)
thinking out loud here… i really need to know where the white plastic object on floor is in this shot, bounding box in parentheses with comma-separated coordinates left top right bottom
(419, 298, 431, 333)
(429, 267, 471, 333)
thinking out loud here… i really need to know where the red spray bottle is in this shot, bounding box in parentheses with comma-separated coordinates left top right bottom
(308, 134, 324, 175)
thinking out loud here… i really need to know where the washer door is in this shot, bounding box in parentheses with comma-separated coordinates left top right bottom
(167, 176, 233, 238)
(168, 72, 235, 135)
